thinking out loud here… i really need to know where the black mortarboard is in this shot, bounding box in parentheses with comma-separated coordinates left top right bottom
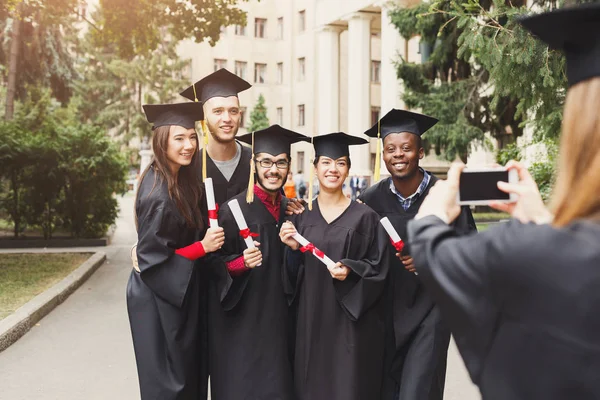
(180, 68, 252, 103)
(237, 124, 310, 156)
(364, 109, 438, 140)
(313, 132, 368, 160)
(142, 102, 204, 130)
(518, 3, 600, 87)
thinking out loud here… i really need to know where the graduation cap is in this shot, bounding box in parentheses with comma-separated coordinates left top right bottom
(142, 102, 204, 130)
(238, 125, 309, 203)
(518, 3, 600, 87)
(364, 109, 438, 182)
(313, 132, 368, 160)
(179, 68, 252, 103)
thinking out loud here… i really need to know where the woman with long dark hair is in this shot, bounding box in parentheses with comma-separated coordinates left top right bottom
(407, 4, 600, 399)
(127, 102, 224, 400)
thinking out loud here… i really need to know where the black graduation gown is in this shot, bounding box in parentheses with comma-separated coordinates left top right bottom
(407, 216, 600, 400)
(207, 191, 295, 400)
(126, 167, 208, 400)
(359, 176, 477, 400)
(284, 200, 388, 400)
(201, 142, 252, 207)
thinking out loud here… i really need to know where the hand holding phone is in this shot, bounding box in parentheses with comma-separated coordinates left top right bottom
(457, 168, 519, 206)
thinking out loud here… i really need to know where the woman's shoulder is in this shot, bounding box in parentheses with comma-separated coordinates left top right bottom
(136, 169, 173, 216)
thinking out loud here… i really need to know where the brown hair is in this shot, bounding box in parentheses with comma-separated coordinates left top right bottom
(551, 77, 600, 227)
(136, 125, 204, 230)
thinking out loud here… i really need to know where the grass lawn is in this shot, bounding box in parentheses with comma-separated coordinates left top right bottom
(472, 212, 510, 221)
(0, 253, 91, 321)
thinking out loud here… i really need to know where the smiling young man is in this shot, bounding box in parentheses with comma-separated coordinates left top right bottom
(180, 68, 253, 206)
(206, 125, 309, 400)
(360, 109, 477, 400)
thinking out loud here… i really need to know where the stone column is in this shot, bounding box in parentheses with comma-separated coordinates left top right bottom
(345, 12, 372, 177)
(317, 25, 342, 133)
(380, 2, 405, 113)
(138, 136, 153, 192)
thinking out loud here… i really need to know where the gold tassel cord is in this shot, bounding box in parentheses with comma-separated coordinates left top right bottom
(201, 120, 208, 182)
(246, 131, 255, 204)
(374, 118, 381, 182)
(192, 84, 199, 103)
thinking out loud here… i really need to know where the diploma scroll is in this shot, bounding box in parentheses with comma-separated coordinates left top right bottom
(292, 232, 336, 268)
(380, 217, 418, 275)
(228, 199, 257, 249)
(205, 178, 219, 228)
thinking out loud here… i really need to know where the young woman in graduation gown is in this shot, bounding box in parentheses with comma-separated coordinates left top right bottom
(406, 5, 600, 400)
(127, 102, 225, 400)
(280, 132, 389, 400)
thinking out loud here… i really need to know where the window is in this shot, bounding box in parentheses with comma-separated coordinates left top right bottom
(214, 58, 227, 72)
(255, 18, 267, 38)
(235, 24, 246, 36)
(254, 63, 267, 84)
(298, 57, 305, 81)
(240, 107, 247, 128)
(370, 153, 377, 172)
(277, 17, 284, 39)
(235, 61, 247, 81)
(371, 60, 381, 83)
(298, 10, 306, 32)
(276, 107, 283, 125)
(371, 107, 381, 126)
(277, 63, 284, 84)
(298, 104, 305, 126)
(297, 151, 305, 172)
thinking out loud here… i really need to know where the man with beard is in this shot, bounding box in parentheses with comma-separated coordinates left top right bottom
(360, 109, 477, 400)
(207, 125, 309, 400)
(180, 68, 253, 206)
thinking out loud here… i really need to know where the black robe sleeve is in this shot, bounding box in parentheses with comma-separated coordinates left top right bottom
(337, 223, 389, 322)
(136, 206, 195, 308)
(407, 215, 499, 382)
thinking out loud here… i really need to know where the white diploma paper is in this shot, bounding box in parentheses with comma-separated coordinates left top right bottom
(292, 232, 336, 268)
(205, 178, 219, 228)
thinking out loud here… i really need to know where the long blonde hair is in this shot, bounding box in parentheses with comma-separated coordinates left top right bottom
(551, 77, 600, 227)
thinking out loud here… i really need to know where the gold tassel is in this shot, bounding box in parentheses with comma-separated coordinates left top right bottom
(246, 131, 255, 203)
(374, 118, 381, 182)
(201, 120, 208, 182)
(308, 136, 315, 211)
(192, 83, 199, 103)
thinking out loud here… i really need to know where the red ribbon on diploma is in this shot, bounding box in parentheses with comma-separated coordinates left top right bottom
(240, 228, 259, 240)
(300, 243, 325, 258)
(208, 203, 219, 220)
(390, 238, 405, 253)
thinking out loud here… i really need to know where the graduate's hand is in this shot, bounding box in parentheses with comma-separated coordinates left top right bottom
(328, 262, 350, 281)
(490, 160, 553, 224)
(400, 255, 416, 273)
(415, 162, 463, 224)
(285, 198, 305, 215)
(279, 221, 301, 250)
(243, 243, 262, 268)
(201, 227, 225, 253)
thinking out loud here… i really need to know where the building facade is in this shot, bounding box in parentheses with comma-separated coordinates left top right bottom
(177, 0, 464, 181)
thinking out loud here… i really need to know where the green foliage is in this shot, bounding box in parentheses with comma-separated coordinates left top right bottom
(389, 0, 589, 162)
(72, 35, 189, 144)
(0, 92, 127, 239)
(529, 139, 559, 202)
(0, 0, 80, 104)
(248, 94, 270, 132)
(496, 142, 522, 165)
(92, 0, 250, 59)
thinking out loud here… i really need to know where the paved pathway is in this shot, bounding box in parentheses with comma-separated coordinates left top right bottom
(0, 194, 480, 400)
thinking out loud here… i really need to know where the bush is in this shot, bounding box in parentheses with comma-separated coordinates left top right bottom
(0, 95, 127, 239)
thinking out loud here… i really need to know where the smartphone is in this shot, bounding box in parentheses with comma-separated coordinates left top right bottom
(457, 168, 518, 205)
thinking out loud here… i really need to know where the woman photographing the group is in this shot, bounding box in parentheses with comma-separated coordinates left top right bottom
(407, 4, 600, 399)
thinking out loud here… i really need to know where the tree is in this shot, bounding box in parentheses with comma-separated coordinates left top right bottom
(91, 0, 250, 59)
(248, 94, 270, 132)
(0, 0, 80, 119)
(389, 0, 592, 162)
(72, 34, 190, 144)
